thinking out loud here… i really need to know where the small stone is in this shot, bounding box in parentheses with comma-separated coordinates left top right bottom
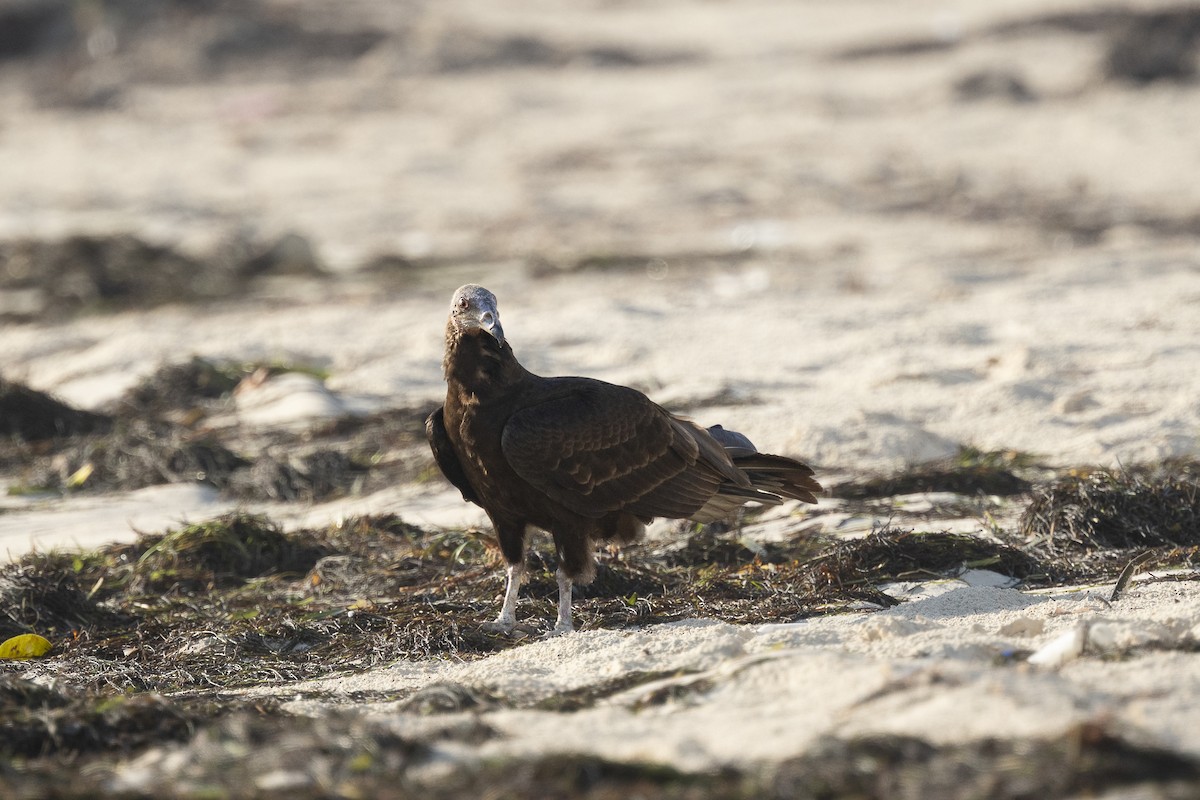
(997, 617, 1044, 637)
(255, 769, 314, 792)
(1055, 390, 1097, 414)
(859, 616, 939, 641)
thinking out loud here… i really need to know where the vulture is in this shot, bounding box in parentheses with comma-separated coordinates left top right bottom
(426, 284, 821, 635)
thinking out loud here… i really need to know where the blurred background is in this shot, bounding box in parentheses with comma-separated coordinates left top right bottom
(2, 0, 1199, 317)
(4, 0, 1200, 477)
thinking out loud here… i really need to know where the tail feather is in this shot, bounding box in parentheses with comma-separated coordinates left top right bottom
(690, 425, 822, 522)
(733, 452, 822, 504)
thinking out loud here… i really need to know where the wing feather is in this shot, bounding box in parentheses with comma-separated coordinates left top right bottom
(425, 406, 481, 504)
(501, 379, 728, 519)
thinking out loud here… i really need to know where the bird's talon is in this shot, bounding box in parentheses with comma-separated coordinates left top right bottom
(483, 621, 541, 639)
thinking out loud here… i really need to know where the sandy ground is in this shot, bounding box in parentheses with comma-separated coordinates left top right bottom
(227, 580, 1200, 773)
(3, 0, 1200, 791)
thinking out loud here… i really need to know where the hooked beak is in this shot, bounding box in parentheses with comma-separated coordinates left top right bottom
(478, 309, 505, 346)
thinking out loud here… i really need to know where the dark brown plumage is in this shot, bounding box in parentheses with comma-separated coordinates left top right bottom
(427, 284, 821, 634)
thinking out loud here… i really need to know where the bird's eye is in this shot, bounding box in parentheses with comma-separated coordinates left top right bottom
(457, 297, 470, 310)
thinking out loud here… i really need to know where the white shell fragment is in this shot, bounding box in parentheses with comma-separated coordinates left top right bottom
(1027, 624, 1088, 668)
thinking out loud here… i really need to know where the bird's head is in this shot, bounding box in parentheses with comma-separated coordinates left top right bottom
(448, 284, 505, 347)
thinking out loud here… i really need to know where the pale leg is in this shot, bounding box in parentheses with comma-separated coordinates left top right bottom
(488, 562, 523, 631)
(548, 568, 574, 636)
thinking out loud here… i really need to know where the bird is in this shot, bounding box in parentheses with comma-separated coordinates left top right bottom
(426, 284, 821, 635)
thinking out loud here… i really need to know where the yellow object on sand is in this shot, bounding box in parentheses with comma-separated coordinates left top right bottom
(0, 633, 53, 660)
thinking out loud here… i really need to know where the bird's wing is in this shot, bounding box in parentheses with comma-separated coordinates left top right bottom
(425, 406, 480, 504)
(501, 379, 745, 520)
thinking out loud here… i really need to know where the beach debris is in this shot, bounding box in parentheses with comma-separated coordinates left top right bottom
(773, 723, 1200, 799)
(397, 682, 499, 715)
(230, 449, 364, 502)
(799, 527, 1045, 597)
(127, 513, 328, 594)
(0, 377, 111, 440)
(114, 357, 334, 420)
(0, 230, 336, 320)
(239, 232, 326, 278)
(1019, 468, 1200, 552)
(0, 675, 200, 759)
(1103, 7, 1200, 84)
(953, 68, 1036, 103)
(114, 357, 243, 418)
(829, 446, 1034, 500)
(4, 358, 401, 501)
(0, 234, 233, 319)
(12, 417, 378, 502)
(65, 461, 95, 488)
(0, 561, 127, 641)
(20, 419, 248, 495)
(1027, 624, 1087, 667)
(1110, 550, 1157, 601)
(0, 632, 52, 659)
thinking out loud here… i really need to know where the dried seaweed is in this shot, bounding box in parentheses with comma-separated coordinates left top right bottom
(112, 356, 334, 419)
(1019, 468, 1200, 552)
(830, 448, 1035, 500)
(396, 682, 500, 715)
(794, 526, 1049, 600)
(772, 722, 1200, 800)
(13, 417, 382, 503)
(4, 712, 1197, 800)
(1103, 8, 1200, 84)
(3, 461, 1195, 700)
(17, 418, 248, 494)
(113, 357, 243, 417)
(226, 449, 364, 502)
(0, 506, 1144, 699)
(0, 234, 238, 318)
(1, 362, 475, 503)
(123, 512, 329, 594)
(0, 676, 202, 759)
(0, 563, 130, 641)
(0, 232, 333, 319)
(0, 377, 111, 441)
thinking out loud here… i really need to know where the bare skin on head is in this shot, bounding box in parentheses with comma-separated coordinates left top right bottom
(426, 284, 821, 635)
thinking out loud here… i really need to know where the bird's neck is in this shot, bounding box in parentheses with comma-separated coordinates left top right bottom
(444, 325, 530, 401)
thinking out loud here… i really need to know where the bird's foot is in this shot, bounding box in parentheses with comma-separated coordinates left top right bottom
(481, 612, 517, 634)
(482, 617, 541, 639)
(542, 620, 574, 639)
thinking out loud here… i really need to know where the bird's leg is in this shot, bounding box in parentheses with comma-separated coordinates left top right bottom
(487, 562, 524, 632)
(547, 568, 574, 636)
